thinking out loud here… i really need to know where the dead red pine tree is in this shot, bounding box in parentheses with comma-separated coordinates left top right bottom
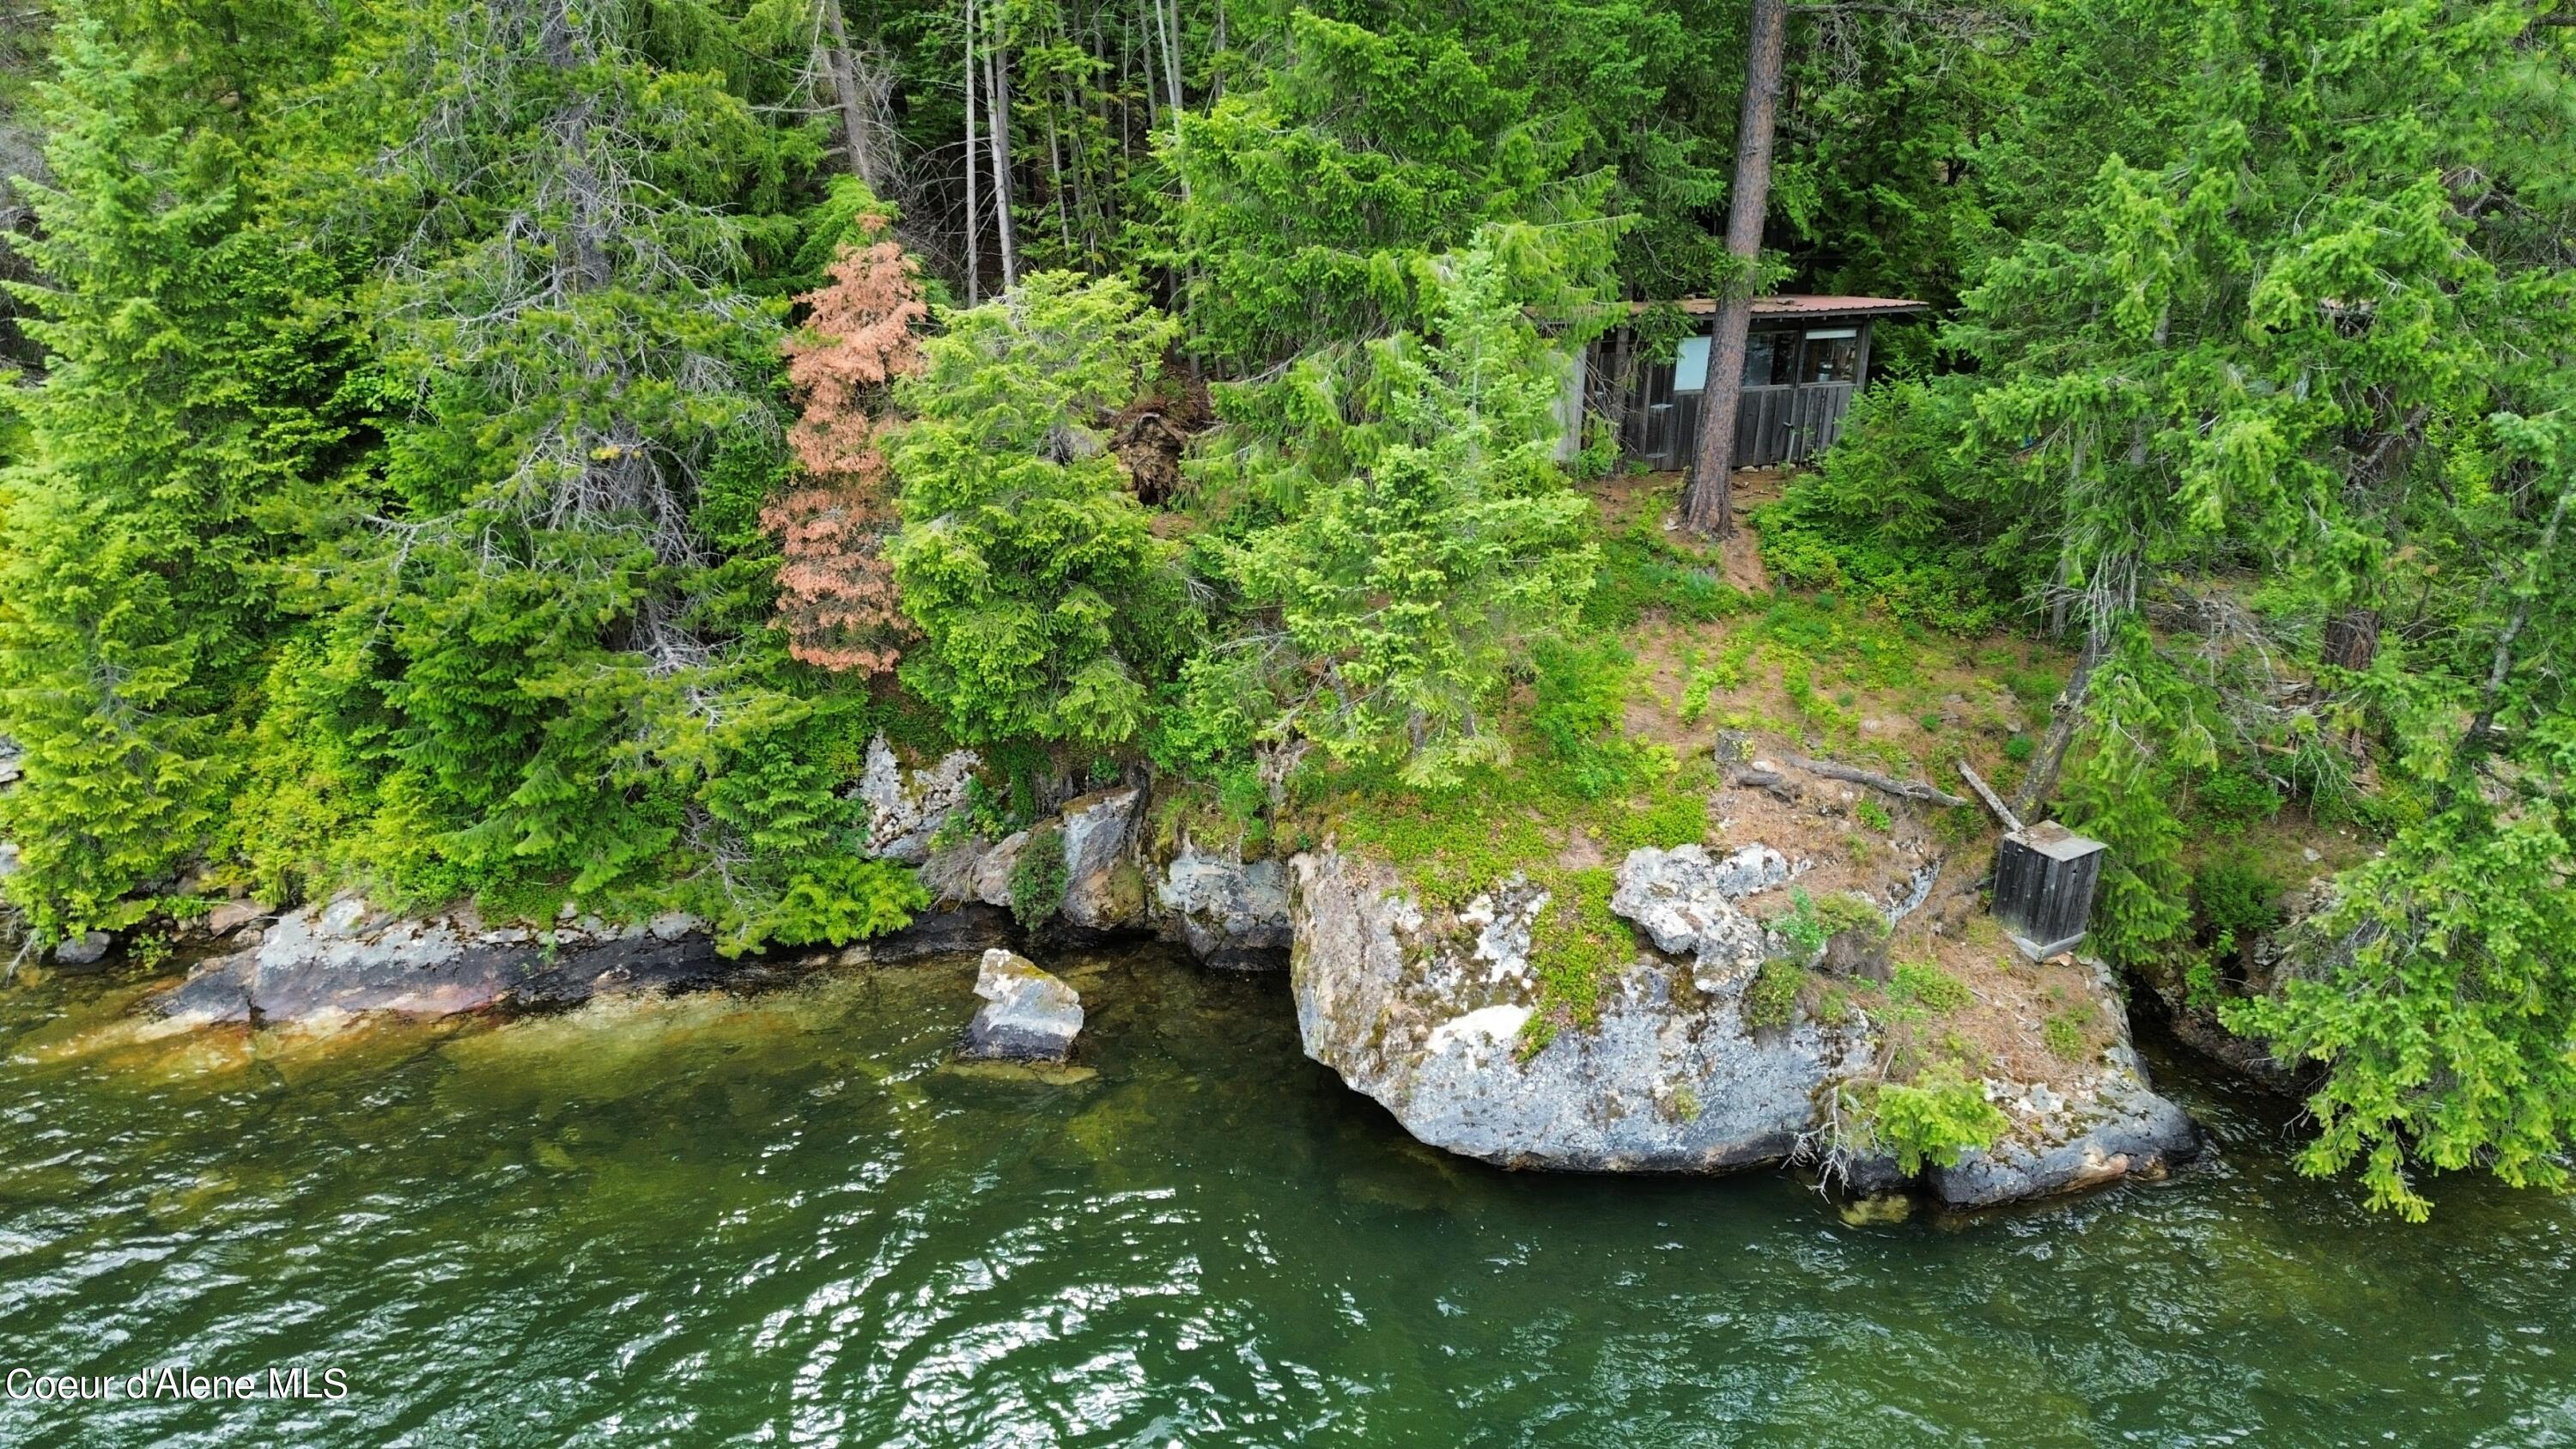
(764, 217, 928, 673)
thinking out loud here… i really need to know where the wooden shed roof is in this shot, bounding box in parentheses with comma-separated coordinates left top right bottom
(1635, 294, 1930, 320)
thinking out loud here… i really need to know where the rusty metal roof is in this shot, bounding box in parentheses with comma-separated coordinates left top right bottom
(1631, 295, 1929, 319)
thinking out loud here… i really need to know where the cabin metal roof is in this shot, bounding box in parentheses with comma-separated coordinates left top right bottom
(1633, 295, 1930, 320)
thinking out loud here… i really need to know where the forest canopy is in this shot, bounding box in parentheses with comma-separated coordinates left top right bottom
(0, 0, 2570, 1216)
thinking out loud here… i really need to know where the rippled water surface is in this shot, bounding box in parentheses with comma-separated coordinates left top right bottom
(2, 944, 2570, 1446)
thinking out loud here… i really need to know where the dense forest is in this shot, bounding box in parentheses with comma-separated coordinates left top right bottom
(0, 0, 2568, 1218)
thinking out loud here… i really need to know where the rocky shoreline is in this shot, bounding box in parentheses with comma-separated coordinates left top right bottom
(84, 734, 2198, 1211)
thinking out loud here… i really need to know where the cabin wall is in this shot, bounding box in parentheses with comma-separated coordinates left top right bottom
(1593, 315, 1883, 472)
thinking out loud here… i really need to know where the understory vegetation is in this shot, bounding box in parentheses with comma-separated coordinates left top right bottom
(0, 0, 2567, 1218)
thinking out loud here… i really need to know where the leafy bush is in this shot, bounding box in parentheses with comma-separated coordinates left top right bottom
(1006, 825, 1069, 929)
(1774, 889, 1829, 959)
(1853, 1068, 2010, 1174)
(2193, 766, 2283, 837)
(1529, 637, 1650, 801)
(731, 857, 927, 953)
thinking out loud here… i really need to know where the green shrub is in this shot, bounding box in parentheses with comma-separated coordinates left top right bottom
(1530, 637, 1649, 801)
(1746, 959, 1804, 1029)
(1856, 798, 1893, 833)
(1007, 825, 1070, 929)
(2193, 766, 2283, 837)
(1890, 959, 1971, 1014)
(2192, 851, 2286, 951)
(732, 858, 927, 952)
(1852, 1068, 2009, 1174)
(1775, 888, 1829, 958)
(2003, 734, 2036, 764)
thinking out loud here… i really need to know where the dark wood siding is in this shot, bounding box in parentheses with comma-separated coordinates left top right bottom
(1603, 320, 1872, 471)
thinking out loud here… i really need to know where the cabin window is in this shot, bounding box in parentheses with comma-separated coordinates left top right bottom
(1743, 332, 1795, 387)
(1671, 336, 1710, 392)
(1800, 328, 1861, 385)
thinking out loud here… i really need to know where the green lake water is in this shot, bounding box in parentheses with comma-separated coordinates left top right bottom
(0, 942, 2569, 1446)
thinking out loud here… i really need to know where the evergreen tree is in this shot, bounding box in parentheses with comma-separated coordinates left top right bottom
(1192, 236, 1597, 783)
(0, 8, 351, 941)
(884, 269, 1191, 746)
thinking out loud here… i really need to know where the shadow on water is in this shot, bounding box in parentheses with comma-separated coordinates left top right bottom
(0, 943, 2569, 1447)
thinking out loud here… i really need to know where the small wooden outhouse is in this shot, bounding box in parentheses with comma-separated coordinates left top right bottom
(1577, 295, 1928, 471)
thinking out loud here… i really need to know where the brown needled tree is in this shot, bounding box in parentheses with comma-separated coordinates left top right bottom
(764, 216, 929, 673)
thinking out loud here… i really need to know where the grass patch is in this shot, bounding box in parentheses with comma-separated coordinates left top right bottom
(2043, 1008, 2094, 1060)
(1890, 959, 1972, 1014)
(1746, 958, 1805, 1030)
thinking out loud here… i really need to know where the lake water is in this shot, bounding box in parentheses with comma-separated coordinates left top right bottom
(1, 943, 2568, 1446)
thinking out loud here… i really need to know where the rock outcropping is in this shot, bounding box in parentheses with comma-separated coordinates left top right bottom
(1291, 849, 1871, 1172)
(1154, 846, 1291, 970)
(1291, 842, 2198, 1204)
(960, 948, 1084, 1061)
(1929, 956, 2199, 1205)
(858, 735, 983, 864)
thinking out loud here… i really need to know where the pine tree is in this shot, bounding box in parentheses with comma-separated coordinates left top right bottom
(0, 9, 351, 941)
(767, 208, 928, 674)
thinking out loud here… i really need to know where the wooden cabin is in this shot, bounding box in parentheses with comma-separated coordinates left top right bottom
(1577, 295, 1928, 471)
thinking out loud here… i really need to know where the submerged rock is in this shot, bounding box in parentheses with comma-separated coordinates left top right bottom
(1291, 849, 1870, 1172)
(148, 898, 739, 1028)
(960, 948, 1084, 1062)
(1154, 845, 1290, 970)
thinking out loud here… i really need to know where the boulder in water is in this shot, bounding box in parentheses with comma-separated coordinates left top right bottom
(1290, 849, 1870, 1172)
(53, 930, 112, 967)
(961, 949, 1084, 1062)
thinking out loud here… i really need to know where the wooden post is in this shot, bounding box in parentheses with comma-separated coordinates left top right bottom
(1680, 0, 1789, 539)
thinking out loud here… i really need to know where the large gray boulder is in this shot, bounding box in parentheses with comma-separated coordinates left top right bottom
(857, 734, 982, 864)
(1154, 845, 1290, 970)
(1290, 849, 1871, 1172)
(1607, 843, 1791, 973)
(960, 948, 1084, 1062)
(1058, 788, 1145, 930)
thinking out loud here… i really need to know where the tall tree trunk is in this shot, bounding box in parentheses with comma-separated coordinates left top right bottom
(2322, 609, 2380, 672)
(1680, 0, 1788, 539)
(987, 21, 1017, 289)
(963, 0, 981, 303)
(818, 0, 882, 190)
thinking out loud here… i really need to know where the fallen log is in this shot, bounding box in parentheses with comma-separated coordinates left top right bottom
(1956, 762, 2022, 833)
(1784, 754, 1970, 809)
